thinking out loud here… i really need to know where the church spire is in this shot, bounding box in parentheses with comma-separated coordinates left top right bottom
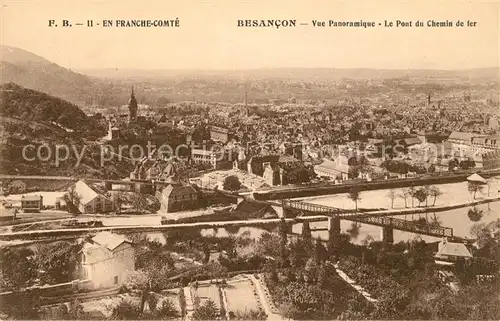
(128, 86, 138, 123)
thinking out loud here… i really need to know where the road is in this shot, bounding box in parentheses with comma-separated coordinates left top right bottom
(249, 274, 289, 321)
(0, 217, 311, 240)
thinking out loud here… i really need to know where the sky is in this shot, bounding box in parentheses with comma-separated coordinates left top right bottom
(1, 0, 499, 70)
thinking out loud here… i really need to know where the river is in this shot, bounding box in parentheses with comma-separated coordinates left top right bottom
(146, 202, 499, 245)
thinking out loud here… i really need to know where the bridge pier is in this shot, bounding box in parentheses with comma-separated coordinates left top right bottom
(381, 226, 394, 243)
(328, 217, 341, 240)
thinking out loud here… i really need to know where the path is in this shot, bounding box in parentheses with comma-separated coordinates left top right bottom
(330, 262, 377, 304)
(182, 286, 194, 320)
(249, 274, 289, 321)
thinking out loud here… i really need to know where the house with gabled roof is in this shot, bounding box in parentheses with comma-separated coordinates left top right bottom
(71, 180, 114, 214)
(78, 231, 135, 288)
(434, 239, 472, 265)
(157, 184, 199, 213)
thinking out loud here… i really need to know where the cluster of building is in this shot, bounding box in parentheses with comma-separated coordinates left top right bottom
(81, 87, 500, 215)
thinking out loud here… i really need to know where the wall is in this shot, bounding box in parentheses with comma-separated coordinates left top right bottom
(88, 243, 135, 288)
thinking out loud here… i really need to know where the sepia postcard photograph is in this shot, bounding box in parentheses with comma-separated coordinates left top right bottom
(0, 0, 499, 320)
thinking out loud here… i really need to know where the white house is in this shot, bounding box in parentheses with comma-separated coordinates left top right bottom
(72, 180, 114, 214)
(78, 232, 135, 288)
(434, 239, 472, 265)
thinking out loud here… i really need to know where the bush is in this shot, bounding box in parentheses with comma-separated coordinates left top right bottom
(468, 208, 483, 222)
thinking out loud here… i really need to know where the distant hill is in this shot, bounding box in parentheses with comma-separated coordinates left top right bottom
(77, 67, 500, 81)
(0, 45, 94, 104)
(0, 83, 91, 131)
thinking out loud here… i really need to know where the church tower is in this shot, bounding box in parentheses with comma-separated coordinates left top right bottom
(128, 86, 138, 123)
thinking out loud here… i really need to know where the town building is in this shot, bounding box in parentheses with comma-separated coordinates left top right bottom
(447, 131, 486, 153)
(104, 118, 120, 141)
(157, 184, 199, 213)
(262, 162, 284, 186)
(246, 154, 300, 176)
(210, 126, 230, 143)
(191, 148, 225, 169)
(71, 180, 114, 214)
(78, 232, 135, 288)
(434, 239, 472, 265)
(314, 156, 350, 181)
(314, 158, 346, 181)
(21, 195, 43, 213)
(471, 135, 500, 154)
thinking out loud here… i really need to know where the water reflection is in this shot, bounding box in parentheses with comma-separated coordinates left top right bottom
(147, 202, 499, 245)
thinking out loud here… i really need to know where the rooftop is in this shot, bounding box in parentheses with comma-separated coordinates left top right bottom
(91, 231, 131, 251)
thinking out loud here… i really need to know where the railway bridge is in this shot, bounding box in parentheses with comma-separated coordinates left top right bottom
(282, 199, 455, 243)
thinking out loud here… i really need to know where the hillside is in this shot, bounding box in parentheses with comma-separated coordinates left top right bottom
(0, 45, 94, 104)
(0, 83, 93, 131)
(0, 116, 131, 178)
(0, 83, 125, 177)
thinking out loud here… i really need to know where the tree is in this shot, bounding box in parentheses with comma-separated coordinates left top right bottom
(67, 300, 88, 320)
(316, 263, 328, 289)
(289, 239, 309, 268)
(256, 232, 282, 258)
(468, 181, 484, 200)
(347, 222, 361, 239)
(348, 186, 361, 211)
(223, 175, 242, 191)
(35, 241, 80, 284)
(279, 302, 299, 321)
(111, 299, 142, 320)
(428, 186, 442, 206)
(155, 299, 180, 319)
(231, 308, 267, 320)
(0, 247, 37, 290)
(398, 188, 410, 208)
(278, 218, 289, 262)
(12, 208, 18, 222)
(64, 185, 82, 214)
(414, 188, 428, 207)
(460, 159, 476, 170)
(327, 233, 351, 258)
(429, 213, 442, 227)
(448, 158, 459, 171)
(301, 221, 312, 250)
(304, 257, 318, 283)
(313, 237, 328, 263)
(284, 165, 315, 184)
(192, 299, 218, 320)
(468, 207, 484, 222)
(387, 189, 397, 208)
(113, 192, 127, 214)
(408, 186, 417, 207)
(131, 193, 148, 213)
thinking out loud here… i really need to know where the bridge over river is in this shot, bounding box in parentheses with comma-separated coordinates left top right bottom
(0, 199, 463, 243)
(280, 199, 457, 242)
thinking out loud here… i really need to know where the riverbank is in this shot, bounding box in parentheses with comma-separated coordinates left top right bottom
(253, 169, 500, 200)
(300, 180, 500, 211)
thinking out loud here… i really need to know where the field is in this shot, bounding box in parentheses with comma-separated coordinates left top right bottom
(192, 284, 221, 309)
(224, 279, 262, 314)
(158, 290, 182, 314)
